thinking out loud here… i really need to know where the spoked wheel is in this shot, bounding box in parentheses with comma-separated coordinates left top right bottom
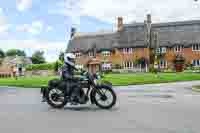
(46, 87, 67, 109)
(94, 86, 116, 109)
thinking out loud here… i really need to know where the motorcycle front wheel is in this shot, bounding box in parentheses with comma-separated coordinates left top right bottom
(93, 85, 116, 109)
(46, 87, 67, 109)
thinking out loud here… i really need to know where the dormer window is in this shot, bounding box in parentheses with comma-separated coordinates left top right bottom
(102, 51, 111, 57)
(192, 44, 200, 51)
(75, 52, 81, 58)
(123, 48, 133, 54)
(174, 45, 183, 52)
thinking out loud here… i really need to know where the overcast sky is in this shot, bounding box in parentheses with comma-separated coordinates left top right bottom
(0, 0, 200, 61)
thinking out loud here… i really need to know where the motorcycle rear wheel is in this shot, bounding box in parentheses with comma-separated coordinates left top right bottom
(46, 87, 67, 109)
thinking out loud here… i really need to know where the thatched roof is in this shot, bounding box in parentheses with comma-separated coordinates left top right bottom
(2, 56, 32, 66)
(67, 20, 200, 52)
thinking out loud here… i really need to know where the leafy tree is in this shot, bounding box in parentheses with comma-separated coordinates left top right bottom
(6, 49, 26, 57)
(59, 51, 64, 62)
(54, 60, 63, 72)
(31, 51, 46, 64)
(0, 49, 5, 58)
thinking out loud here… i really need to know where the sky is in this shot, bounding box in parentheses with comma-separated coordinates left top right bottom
(0, 0, 200, 61)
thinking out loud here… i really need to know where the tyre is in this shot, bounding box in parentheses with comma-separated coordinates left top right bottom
(46, 87, 67, 109)
(93, 85, 117, 109)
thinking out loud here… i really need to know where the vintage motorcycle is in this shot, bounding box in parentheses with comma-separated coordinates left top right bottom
(41, 71, 116, 109)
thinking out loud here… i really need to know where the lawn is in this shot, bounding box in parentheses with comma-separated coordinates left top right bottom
(0, 73, 200, 88)
(0, 76, 58, 88)
(103, 72, 200, 86)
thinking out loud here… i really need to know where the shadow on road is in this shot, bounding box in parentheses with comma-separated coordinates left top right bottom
(46, 105, 119, 112)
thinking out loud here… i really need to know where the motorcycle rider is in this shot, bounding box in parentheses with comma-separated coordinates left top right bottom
(61, 53, 84, 103)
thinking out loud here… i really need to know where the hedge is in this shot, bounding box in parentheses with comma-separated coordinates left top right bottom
(26, 61, 63, 71)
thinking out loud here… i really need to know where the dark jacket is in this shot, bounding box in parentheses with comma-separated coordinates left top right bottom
(61, 63, 78, 81)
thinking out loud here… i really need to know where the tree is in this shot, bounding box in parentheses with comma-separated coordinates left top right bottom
(59, 51, 64, 62)
(31, 51, 46, 64)
(0, 49, 5, 58)
(6, 49, 26, 57)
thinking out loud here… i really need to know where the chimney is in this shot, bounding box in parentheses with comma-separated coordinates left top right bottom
(147, 14, 151, 24)
(70, 27, 76, 39)
(117, 17, 123, 32)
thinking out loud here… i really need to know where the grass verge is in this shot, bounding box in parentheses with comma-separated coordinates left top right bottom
(0, 72, 200, 88)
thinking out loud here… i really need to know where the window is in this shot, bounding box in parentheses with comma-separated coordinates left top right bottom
(159, 60, 167, 68)
(161, 47, 167, 53)
(192, 44, 200, 51)
(174, 45, 182, 52)
(156, 47, 166, 54)
(156, 48, 161, 54)
(128, 48, 133, 54)
(102, 51, 111, 57)
(123, 48, 133, 54)
(76, 64, 84, 69)
(75, 52, 81, 58)
(88, 51, 94, 57)
(123, 61, 134, 69)
(102, 63, 111, 70)
(192, 59, 200, 66)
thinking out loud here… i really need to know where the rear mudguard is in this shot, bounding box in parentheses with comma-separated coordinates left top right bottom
(90, 82, 113, 104)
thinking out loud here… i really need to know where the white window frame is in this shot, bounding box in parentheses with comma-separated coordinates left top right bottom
(192, 59, 200, 66)
(75, 64, 84, 69)
(102, 51, 111, 57)
(128, 48, 133, 54)
(88, 51, 94, 57)
(156, 48, 161, 54)
(159, 60, 167, 68)
(174, 45, 183, 52)
(156, 47, 166, 54)
(75, 52, 81, 58)
(123, 61, 134, 69)
(123, 48, 133, 54)
(161, 47, 166, 53)
(192, 44, 200, 51)
(102, 63, 111, 70)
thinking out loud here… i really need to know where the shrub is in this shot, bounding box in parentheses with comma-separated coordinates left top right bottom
(113, 64, 121, 69)
(102, 69, 112, 74)
(163, 68, 174, 73)
(149, 64, 157, 73)
(26, 63, 55, 70)
(173, 54, 185, 64)
(54, 60, 63, 72)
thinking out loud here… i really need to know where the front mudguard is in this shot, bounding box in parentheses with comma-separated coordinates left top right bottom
(40, 86, 49, 98)
(90, 82, 113, 104)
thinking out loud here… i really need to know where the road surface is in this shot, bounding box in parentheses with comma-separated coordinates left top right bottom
(0, 81, 200, 133)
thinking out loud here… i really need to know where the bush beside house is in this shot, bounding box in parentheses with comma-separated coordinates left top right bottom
(25, 61, 63, 76)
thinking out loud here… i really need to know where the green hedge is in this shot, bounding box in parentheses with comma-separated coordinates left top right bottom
(26, 61, 63, 71)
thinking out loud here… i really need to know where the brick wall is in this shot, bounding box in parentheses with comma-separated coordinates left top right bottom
(75, 46, 200, 69)
(183, 47, 200, 64)
(75, 48, 150, 68)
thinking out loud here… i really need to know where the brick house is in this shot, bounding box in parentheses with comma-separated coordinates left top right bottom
(67, 14, 200, 73)
(0, 56, 32, 76)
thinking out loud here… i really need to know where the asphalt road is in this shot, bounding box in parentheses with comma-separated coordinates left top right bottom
(0, 81, 200, 133)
